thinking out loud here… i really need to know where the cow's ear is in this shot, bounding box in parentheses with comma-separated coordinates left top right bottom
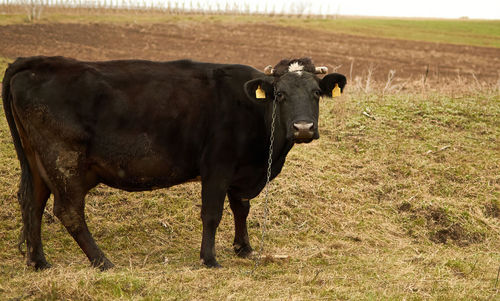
(319, 73, 347, 98)
(244, 77, 274, 102)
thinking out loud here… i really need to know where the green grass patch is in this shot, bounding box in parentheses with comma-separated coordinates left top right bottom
(287, 18, 500, 48)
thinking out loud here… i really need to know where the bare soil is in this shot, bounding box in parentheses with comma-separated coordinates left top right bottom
(0, 21, 499, 82)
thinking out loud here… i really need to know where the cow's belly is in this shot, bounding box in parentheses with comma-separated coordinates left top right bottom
(89, 134, 199, 191)
(93, 157, 197, 191)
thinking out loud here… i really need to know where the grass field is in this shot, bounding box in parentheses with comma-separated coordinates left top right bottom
(0, 12, 499, 300)
(0, 12, 499, 48)
(0, 57, 499, 299)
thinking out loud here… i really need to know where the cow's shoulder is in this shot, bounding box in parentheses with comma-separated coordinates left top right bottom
(211, 64, 262, 80)
(207, 64, 264, 100)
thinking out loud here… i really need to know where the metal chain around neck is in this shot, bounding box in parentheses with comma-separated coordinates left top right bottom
(252, 95, 278, 272)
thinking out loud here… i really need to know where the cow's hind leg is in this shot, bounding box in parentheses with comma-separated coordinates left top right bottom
(228, 191, 253, 258)
(18, 167, 51, 270)
(53, 191, 114, 271)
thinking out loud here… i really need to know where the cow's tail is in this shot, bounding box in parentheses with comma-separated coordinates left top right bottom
(2, 58, 36, 256)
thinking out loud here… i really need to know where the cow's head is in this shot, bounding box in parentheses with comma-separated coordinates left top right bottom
(244, 58, 347, 143)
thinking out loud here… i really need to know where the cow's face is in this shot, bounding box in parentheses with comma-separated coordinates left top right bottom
(245, 61, 346, 144)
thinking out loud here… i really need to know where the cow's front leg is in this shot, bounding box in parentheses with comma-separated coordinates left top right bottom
(228, 191, 253, 258)
(200, 180, 227, 268)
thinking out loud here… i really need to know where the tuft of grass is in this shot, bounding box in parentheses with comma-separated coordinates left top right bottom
(0, 56, 499, 299)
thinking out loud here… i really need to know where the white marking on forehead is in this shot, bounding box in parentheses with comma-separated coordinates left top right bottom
(288, 62, 304, 75)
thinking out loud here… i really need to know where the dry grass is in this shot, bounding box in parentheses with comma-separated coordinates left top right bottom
(0, 56, 499, 300)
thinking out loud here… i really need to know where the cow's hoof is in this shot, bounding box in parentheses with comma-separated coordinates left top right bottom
(234, 244, 253, 258)
(201, 258, 222, 268)
(99, 261, 115, 271)
(92, 259, 115, 271)
(33, 261, 52, 271)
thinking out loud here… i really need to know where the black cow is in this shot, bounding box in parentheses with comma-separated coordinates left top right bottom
(2, 56, 346, 270)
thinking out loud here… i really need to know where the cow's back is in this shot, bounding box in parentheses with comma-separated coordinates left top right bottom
(8, 57, 242, 191)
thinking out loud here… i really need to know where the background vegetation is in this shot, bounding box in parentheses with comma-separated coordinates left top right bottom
(0, 10, 499, 300)
(1, 0, 500, 47)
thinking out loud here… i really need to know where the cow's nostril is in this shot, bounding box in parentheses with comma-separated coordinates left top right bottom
(293, 122, 314, 131)
(293, 122, 315, 142)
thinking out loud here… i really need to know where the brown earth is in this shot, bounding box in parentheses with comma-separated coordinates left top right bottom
(0, 21, 499, 83)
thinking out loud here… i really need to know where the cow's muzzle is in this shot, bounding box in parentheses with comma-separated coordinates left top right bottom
(293, 121, 316, 143)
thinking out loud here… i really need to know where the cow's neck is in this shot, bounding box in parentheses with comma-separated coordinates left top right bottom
(266, 106, 294, 181)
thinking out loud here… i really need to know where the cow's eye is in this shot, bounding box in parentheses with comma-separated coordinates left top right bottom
(314, 90, 321, 98)
(275, 91, 284, 101)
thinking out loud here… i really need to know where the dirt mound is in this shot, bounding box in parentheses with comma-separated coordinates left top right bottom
(398, 202, 486, 246)
(0, 21, 499, 83)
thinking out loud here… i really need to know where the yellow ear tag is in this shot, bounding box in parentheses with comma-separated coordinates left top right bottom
(332, 84, 341, 97)
(255, 85, 266, 99)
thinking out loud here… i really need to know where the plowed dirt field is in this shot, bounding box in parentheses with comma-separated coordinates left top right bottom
(0, 21, 499, 82)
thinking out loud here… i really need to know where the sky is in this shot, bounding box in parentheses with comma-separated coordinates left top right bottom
(324, 0, 500, 19)
(138, 0, 500, 19)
